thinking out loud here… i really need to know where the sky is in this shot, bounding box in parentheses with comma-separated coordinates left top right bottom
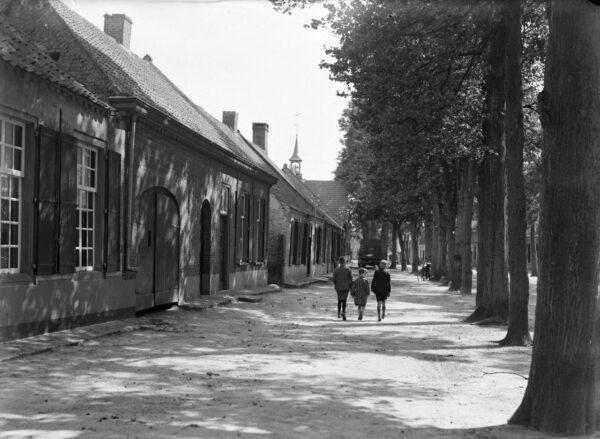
(69, 0, 349, 181)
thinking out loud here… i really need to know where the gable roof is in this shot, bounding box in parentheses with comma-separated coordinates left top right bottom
(0, 13, 110, 110)
(304, 180, 350, 221)
(17, 0, 272, 175)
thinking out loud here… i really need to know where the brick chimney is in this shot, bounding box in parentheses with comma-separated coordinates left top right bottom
(222, 111, 238, 132)
(104, 14, 133, 49)
(252, 123, 269, 153)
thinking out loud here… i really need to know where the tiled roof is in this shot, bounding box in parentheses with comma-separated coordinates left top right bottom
(46, 0, 270, 172)
(304, 180, 349, 221)
(0, 13, 111, 110)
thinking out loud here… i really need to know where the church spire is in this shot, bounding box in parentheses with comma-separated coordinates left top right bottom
(289, 134, 302, 178)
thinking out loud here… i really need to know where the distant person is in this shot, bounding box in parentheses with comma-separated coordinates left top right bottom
(351, 268, 370, 320)
(371, 259, 391, 321)
(332, 256, 353, 321)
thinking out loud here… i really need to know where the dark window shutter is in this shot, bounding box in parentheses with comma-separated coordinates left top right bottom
(104, 150, 121, 272)
(58, 134, 78, 274)
(36, 126, 59, 275)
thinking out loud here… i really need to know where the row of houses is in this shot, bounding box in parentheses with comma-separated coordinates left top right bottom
(0, 0, 349, 341)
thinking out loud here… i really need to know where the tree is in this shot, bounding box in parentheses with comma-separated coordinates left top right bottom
(510, 0, 600, 434)
(499, 0, 531, 347)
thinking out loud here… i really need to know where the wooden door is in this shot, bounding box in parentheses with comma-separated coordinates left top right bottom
(200, 200, 211, 294)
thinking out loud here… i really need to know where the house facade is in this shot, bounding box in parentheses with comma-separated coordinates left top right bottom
(0, 1, 277, 340)
(242, 130, 347, 286)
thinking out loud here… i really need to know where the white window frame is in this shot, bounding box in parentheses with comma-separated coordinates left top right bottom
(76, 145, 97, 271)
(0, 116, 24, 273)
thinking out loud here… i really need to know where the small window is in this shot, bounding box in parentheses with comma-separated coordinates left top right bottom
(220, 185, 230, 216)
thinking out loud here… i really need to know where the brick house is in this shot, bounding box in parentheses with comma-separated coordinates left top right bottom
(0, 1, 277, 340)
(241, 129, 346, 285)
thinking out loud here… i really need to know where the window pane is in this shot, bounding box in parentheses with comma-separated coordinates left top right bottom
(87, 192, 94, 207)
(81, 211, 87, 228)
(9, 247, 17, 268)
(0, 248, 8, 268)
(9, 177, 17, 199)
(10, 200, 18, 222)
(1, 200, 8, 221)
(88, 231, 93, 248)
(81, 230, 87, 247)
(87, 249, 93, 267)
(81, 251, 87, 267)
(3, 147, 12, 169)
(90, 151, 96, 169)
(77, 165, 82, 186)
(10, 224, 18, 245)
(13, 125, 22, 147)
(13, 149, 21, 171)
(79, 190, 87, 208)
(1, 224, 8, 245)
(4, 122, 13, 145)
(90, 170, 96, 189)
(87, 211, 93, 228)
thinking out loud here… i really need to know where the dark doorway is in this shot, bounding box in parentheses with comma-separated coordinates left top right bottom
(306, 234, 312, 277)
(200, 200, 211, 295)
(219, 214, 229, 290)
(135, 189, 180, 311)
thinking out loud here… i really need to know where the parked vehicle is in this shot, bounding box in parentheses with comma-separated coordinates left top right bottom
(358, 239, 385, 268)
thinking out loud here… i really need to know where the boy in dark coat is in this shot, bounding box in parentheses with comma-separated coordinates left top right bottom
(371, 260, 391, 321)
(351, 268, 370, 320)
(332, 256, 353, 320)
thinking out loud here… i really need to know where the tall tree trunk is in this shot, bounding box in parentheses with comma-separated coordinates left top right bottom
(445, 163, 460, 291)
(460, 159, 476, 295)
(499, 0, 531, 347)
(390, 221, 399, 269)
(399, 230, 407, 271)
(530, 221, 538, 277)
(466, 9, 508, 324)
(425, 221, 433, 264)
(411, 222, 420, 273)
(510, 1, 600, 434)
(380, 221, 390, 262)
(431, 195, 441, 279)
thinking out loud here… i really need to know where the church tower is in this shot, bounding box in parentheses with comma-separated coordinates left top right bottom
(289, 134, 302, 178)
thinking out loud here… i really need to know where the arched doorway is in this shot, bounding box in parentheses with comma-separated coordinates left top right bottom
(135, 188, 180, 311)
(200, 200, 211, 295)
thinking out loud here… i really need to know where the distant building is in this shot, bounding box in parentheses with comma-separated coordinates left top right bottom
(243, 130, 347, 285)
(0, 1, 277, 340)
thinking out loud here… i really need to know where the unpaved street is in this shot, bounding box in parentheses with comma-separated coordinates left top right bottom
(0, 270, 585, 439)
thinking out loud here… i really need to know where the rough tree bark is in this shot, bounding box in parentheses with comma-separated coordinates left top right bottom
(510, 0, 600, 434)
(459, 159, 476, 295)
(529, 221, 538, 277)
(444, 164, 460, 291)
(399, 228, 408, 271)
(390, 221, 399, 268)
(499, 0, 531, 347)
(411, 222, 420, 273)
(431, 194, 441, 279)
(466, 8, 509, 324)
(425, 222, 433, 264)
(380, 221, 390, 261)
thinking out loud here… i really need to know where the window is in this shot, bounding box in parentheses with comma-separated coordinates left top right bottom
(255, 198, 266, 261)
(239, 193, 251, 262)
(220, 185, 230, 216)
(76, 146, 97, 269)
(0, 117, 24, 272)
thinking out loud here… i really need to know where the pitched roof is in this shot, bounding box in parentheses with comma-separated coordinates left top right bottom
(0, 13, 110, 110)
(43, 0, 271, 173)
(304, 180, 350, 221)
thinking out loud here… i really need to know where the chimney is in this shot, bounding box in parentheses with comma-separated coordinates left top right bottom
(252, 123, 269, 152)
(222, 111, 238, 132)
(104, 14, 133, 49)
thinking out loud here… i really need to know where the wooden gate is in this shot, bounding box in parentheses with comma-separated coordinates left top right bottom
(135, 189, 180, 311)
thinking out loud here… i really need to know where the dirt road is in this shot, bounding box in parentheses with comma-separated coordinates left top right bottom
(0, 270, 586, 438)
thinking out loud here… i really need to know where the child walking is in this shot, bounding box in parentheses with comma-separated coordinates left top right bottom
(332, 256, 353, 320)
(351, 268, 370, 320)
(371, 259, 391, 321)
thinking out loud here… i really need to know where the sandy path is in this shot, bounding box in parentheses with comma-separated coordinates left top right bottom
(0, 270, 592, 438)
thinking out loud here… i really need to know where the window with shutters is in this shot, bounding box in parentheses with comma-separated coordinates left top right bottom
(0, 117, 24, 273)
(76, 146, 96, 270)
(238, 192, 251, 263)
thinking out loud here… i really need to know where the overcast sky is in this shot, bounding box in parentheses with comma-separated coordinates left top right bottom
(69, 0, 349, 181)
